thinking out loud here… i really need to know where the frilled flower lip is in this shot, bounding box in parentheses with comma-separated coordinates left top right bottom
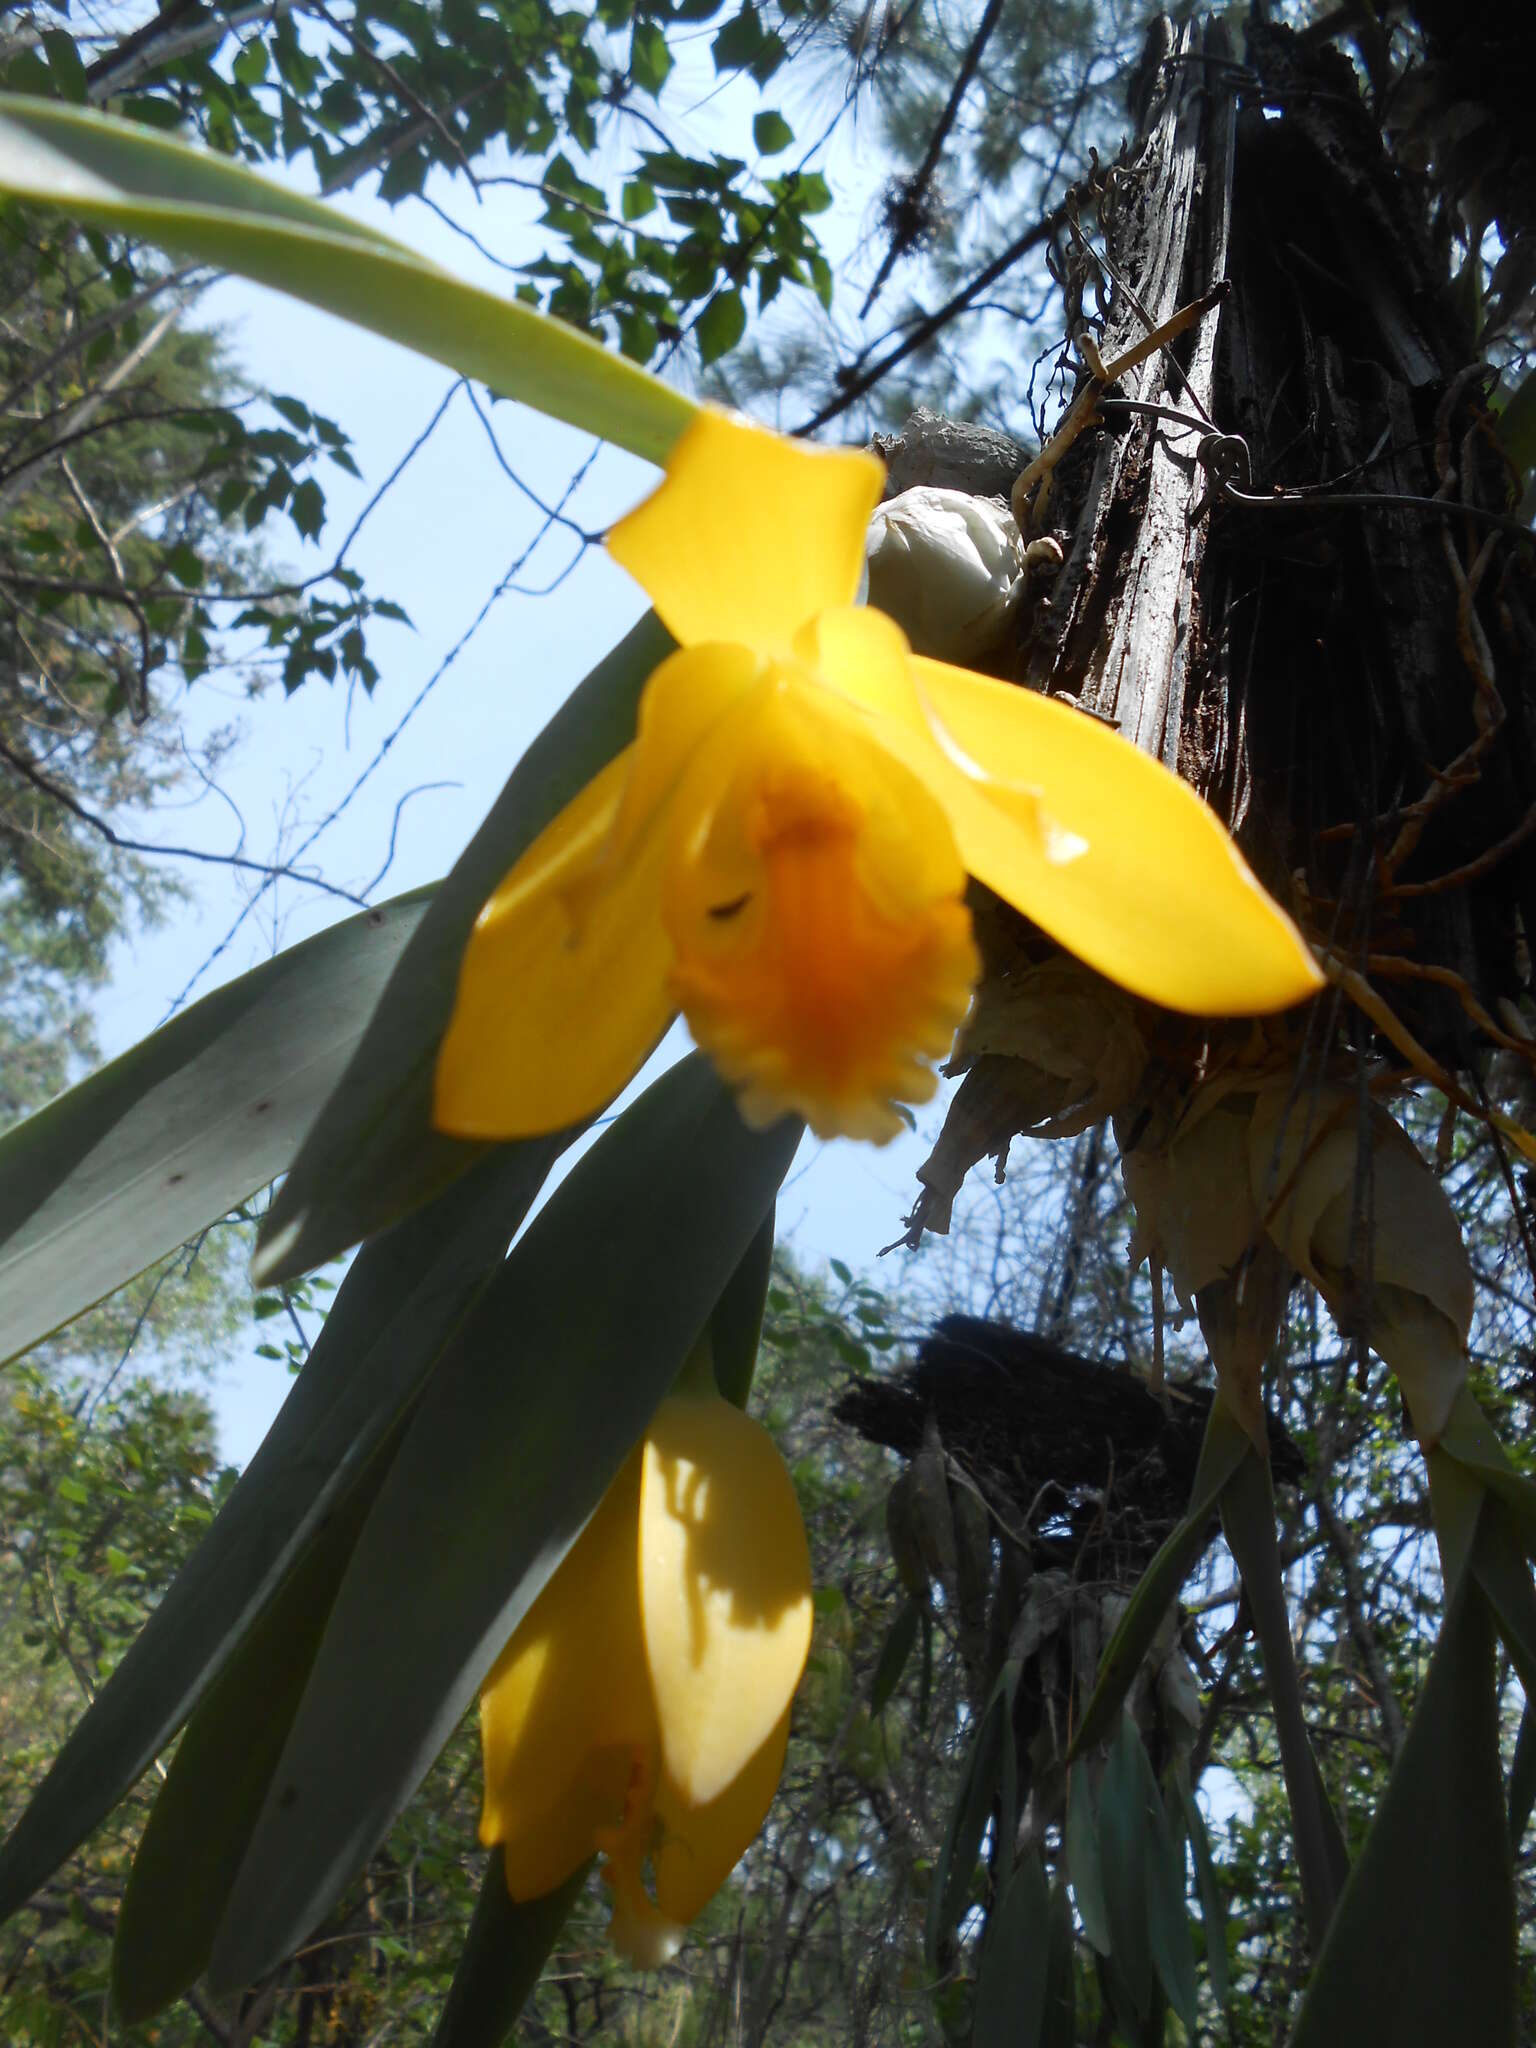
(434, 407, 1323, 1145)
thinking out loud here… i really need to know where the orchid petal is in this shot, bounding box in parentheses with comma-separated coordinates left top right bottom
(607, 408, 883, 658)
(904, 657, 1323, 1016)
(638, 1391, 812, 1807)
(434, 750, 675, 1136)
(608, 640, 762, 863)
(478, 1448, 651, 1900)
(653, 1706, 793, 1925)
(661, 676, 977, 1141)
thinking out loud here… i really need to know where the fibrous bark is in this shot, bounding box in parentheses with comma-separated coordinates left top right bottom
(901, 12, 1536, 1237)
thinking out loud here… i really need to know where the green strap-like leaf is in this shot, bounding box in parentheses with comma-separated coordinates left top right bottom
(0, 1140, 559, 1927)
(868, 1600, 920, 1717)
(1071, 1395, 1251, 1758)
(709, 1206, 776, 1409)
(112, 1423, 404, 2022)
(1433, 1390, 1536, 1557)
(1290, 1577, 1517, 2046)
(1041, 1879, 1078, 2048)
(430, 1853, 590, 2048)
(1064, 1758, 1112, 1957)
(0, 99, 697, 465)
(925, 1657, 1021, 1968)
(0, 887, 431, 1366)
(1173, 1762, 1231, 2014)
(1096, 1716, 1154, 2021)
(1129, 1736, 1196, 2038)
(205, 1056, 799, 1992)
(1508, 1700, 1536, 1850)
(1219, 1444, 1348, 1946)
(1469, 1498, 1536, 1702)
(973, 1851, 1052, 2048)
(253, 611, 674, 1283)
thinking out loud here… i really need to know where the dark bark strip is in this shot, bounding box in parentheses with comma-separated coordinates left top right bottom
(1021, 16, 1239, 776)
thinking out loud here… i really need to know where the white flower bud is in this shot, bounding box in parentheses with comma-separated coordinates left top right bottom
(863, 485, 1025, 660)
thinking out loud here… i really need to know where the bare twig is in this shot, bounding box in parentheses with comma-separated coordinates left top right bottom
(0, 735, 372, 906)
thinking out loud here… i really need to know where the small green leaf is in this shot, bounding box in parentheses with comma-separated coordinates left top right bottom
(230, 39, 270, 87)
(753, 110, 793, 154)
(40, 30, 87, 102)
(712, 5, 765, 72)
(629, 20, 673, 92)
(697, 287, 746, 364)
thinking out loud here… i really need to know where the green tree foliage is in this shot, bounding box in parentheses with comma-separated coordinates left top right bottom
(0, 0, 837, 373)
(0, 224, 391, 1117)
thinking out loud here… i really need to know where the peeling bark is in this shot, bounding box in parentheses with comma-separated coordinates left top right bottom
(902, 11, 1536, 1238)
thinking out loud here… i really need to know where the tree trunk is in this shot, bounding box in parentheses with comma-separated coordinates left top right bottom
(909, 11, 1536, 1226)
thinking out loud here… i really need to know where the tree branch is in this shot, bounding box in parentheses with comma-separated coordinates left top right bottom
(0, 736, 371, 907)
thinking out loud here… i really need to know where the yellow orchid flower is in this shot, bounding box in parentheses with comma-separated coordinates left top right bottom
(435, 408, 1322, 1143)
(478, 1385, 813, 1964)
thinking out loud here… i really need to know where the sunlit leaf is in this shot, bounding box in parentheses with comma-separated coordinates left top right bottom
(0, 100, 696, 464)
(0, 889, 430, 1367)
